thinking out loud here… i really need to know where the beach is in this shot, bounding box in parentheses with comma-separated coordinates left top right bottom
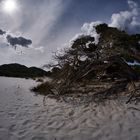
(0, 77, 140, 140)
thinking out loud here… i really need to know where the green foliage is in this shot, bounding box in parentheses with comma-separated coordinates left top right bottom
(121, 53, 140, 63)
(94, 24, 140, 63)
(131, 65, 140, 75)
(72, 35, 95, 49)
(96, 23, 108, 34)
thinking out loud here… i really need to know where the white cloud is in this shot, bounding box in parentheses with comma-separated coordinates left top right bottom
(69, 21, 102, 47)
(0, 0, 140, 67)
(0, 0, 70, 66)
(0, 31, 45, 66)
(81, 21, 102, 44)
(68, 0, 140, 50)
(109, 0, 140, 33)
(33, 46, 44, 53)
(0, 42, 46, 67)
(0, 0, 70, 46)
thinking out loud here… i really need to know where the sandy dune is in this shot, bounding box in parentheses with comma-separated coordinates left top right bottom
(0, 77, 140, 140)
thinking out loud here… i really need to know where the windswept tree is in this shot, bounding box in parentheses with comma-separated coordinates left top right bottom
(33, 23, 140, 103)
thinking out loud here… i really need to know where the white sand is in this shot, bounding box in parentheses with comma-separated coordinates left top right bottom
(0, 77, 140, 140)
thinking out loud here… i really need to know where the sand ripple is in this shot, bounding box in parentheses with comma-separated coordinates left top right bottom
(0, 77, 140, 140)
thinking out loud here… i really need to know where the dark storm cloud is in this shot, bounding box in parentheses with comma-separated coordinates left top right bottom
(0, 29, 6, 35)
(6, 35, 32, 47)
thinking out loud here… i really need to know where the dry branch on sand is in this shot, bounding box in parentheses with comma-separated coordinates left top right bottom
(32, 55, 140, 104)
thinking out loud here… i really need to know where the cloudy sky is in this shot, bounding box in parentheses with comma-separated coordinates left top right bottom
(0, 0, 140, 67)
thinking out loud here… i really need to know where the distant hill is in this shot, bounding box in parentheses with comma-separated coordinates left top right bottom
(0, 63, 49, 78)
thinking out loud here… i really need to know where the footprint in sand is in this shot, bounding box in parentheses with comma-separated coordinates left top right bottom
(0, 125, 4, 130)
(8, 112, 16, 118)
(22, 120, 30, 126)
(31, 136, 47, 140)
(9, 124, 17, 132)
(18, 129, 27, 136)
